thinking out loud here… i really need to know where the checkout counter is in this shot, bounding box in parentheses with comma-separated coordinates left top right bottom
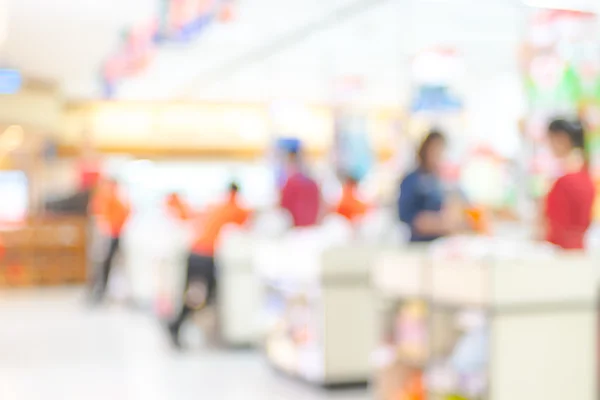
(253, 212, 405, 386)
(215, 210, 291, 346)
(373, 236, 598, 400)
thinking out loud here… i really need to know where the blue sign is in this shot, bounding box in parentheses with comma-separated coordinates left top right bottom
(411, 85, 462, 113)
(0, 70, 22, 95)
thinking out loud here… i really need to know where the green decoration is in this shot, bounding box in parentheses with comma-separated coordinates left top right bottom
(557, 63, 583, 107)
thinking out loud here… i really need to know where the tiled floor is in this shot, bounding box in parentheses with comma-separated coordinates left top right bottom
(0, 289, 370, 400)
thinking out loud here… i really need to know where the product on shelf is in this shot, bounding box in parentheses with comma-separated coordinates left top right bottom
(377, 362, 416, 400)
(426, 290, 489, 399)
(464, 207, 489, 234)
(263, 285, 324, 381)
(450, 328, 488, 375)
(426, 362, 459, 396)
(377, 299, 429, 400)
(395, 301, 428, 363)
(398, 371, 424, 400)
(444, 395, 470, 400)
(427, 326, 488, 399)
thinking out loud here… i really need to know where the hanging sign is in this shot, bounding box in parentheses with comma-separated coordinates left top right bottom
(101, 0, 236, 97)
(102, 20, 159, 97)
(157, 0, 231, 43)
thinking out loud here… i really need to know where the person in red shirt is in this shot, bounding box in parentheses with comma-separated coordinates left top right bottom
(334, 175, 369, 222)
(168, 182, 251, 349)
(544, 119, 595, 250)
(89, 178, 131, 302)
(280, 149, 321, 227)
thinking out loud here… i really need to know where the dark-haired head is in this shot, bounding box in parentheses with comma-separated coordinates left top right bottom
(418, 129, 446, 174)
(287, 148, 300, 164)
(547, 118, 586, 159)
(285, 148, 304, 176)
(229, 181, 240, 194)
(343, 173, 358, 186)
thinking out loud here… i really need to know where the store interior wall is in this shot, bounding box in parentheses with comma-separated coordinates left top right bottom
(15, 0, 600, 211)
(0, 83, 63, 133)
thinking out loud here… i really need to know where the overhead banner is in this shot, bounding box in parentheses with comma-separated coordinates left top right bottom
(102, 20, 159, 97)
(157, 0, 224, 43)
(101, 0, 236, 97)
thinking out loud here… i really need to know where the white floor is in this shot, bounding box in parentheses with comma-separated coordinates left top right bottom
(0, 289, 370, 400)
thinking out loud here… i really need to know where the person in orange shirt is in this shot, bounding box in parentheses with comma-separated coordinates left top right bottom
(168, 181, 251, 349)
(334, 175, 369, 222)
(89, 178, 130, 303)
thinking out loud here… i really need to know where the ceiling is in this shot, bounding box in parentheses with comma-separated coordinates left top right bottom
(4, 0, 157, 95)
(3, 0, 600, 104)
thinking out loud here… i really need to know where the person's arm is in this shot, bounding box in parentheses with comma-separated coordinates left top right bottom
(545, 179, 570, 243)
(173, 198, 194, 221)
(181, 200, 196, 221)
(280, 178, 294, 211)
(399, 175, 452, 237)
(533, 198, 547, 241)
(413, 212, 453, 236)
(121, 192, 132, 222)
(317, 183, 328, 223)
(89, 189, 105, 218)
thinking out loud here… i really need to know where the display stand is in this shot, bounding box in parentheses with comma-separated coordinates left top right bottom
(429, 254, 597, 400)
(214, 210, 292, 347)
(372, 247, 430, 399)
(215, 227, 262, 347)
(257, 237, 390, 386)
(374, 246, 598, 400)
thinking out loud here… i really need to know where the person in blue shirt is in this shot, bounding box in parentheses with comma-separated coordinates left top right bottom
(399, 130, 456, 242)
